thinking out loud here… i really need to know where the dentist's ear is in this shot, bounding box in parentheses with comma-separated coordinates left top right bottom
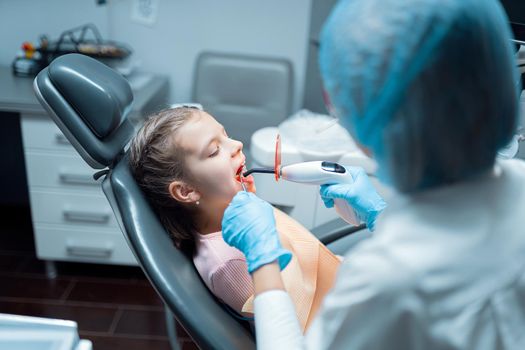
(168, 180, 201, 204)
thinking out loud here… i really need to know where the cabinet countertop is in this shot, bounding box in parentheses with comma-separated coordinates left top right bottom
(0, 65, 169, 117)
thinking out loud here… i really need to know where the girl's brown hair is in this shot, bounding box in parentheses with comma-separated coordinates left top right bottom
(129, 107, 199, 252)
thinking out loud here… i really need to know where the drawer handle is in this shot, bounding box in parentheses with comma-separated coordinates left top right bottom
(66, 244, 113, 259)
(59, 173, 98, 186)
(63, 210, 110, 224)
(55, 134, 71, 145)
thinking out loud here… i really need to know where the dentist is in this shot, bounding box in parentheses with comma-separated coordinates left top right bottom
(222, 0, 525, 348)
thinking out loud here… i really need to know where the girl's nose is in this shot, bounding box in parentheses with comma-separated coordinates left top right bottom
(230, 139, 243, 157)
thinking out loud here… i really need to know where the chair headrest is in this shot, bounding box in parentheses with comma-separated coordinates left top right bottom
(48, 54, 133, 138)
(34, 54, 135, 169)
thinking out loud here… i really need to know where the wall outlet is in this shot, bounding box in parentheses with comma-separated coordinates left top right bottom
(131, 0, 159, 26)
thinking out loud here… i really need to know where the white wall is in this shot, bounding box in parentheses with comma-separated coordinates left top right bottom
(106, 0, 311, 110)
(0, 0, 312, 111)
(0, 0, 109, 65)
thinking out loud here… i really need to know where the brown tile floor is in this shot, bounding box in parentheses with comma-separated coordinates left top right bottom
(0, 205, 199, 349)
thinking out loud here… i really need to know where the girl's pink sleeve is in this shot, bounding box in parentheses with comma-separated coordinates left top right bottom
(210, 259, 254, 313)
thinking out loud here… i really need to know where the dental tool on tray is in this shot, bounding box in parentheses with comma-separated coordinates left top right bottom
(240, 135, 360, 225)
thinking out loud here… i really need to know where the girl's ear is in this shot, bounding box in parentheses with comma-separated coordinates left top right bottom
(168, 180, 200, 204)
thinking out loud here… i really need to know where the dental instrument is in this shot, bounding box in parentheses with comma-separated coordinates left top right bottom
(240, 174, 247, 191)
(243, 135, 360, 225)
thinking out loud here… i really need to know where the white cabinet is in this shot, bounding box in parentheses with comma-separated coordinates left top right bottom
(20, 113, 137, 265)
(1, 68, 168, 266)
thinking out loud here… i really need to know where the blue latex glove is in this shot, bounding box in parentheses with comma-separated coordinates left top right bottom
(222, 191, 292, 273)
(320, 167, 387, 231)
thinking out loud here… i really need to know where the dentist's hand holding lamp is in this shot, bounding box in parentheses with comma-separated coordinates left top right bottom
(223, 0, 525, 348)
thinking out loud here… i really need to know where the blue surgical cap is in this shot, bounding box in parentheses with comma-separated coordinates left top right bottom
(320, 0, 520, 192)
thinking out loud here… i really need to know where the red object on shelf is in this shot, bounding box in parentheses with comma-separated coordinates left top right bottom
(22, 42, 35, 51)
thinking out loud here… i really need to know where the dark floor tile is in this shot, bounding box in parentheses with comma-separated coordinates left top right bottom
(112, 310, 193, 340)
(0, 300, 117, 332)
(56, 262, 147, 281)
(18, 257, 148, 282)
(0, 275, 71, 300)
(80, 334, 172, 350)
(180, 340, 200, 350)
(67, 280, 163, 307)
(114, 309, 167, 337)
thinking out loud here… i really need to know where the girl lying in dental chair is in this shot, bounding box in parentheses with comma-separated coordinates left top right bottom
(129, 106, 341, 331)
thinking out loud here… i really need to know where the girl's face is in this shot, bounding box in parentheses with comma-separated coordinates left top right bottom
(174, 111, 254, 208)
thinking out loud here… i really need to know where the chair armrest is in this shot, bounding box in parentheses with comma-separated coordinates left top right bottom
(311, 218, 367, 245)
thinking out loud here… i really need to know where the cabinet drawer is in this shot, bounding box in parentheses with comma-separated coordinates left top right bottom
(25, 152, 102, 191)
(21, 115, 75, 152)
(30, 190, 118, 228)
(34, 224, 137, 265)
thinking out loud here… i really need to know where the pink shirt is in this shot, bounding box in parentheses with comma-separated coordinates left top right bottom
(192, 231, 253, 313)
(192, 209, 341, 327)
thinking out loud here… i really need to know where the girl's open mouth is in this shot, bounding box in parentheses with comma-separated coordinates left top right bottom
(234, 163, 245, 183)
(234, 163, 256, 192)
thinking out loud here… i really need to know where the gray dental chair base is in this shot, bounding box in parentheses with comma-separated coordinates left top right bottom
(33, 54, 364, 350)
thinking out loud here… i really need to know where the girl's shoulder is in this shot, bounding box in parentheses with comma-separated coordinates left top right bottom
(194, 231, 247, 268)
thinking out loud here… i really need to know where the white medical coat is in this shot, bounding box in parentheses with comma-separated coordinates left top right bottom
(254, 159, 525, 349)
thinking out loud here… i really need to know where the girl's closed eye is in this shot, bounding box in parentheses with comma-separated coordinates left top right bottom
(209, 145, 220, 157)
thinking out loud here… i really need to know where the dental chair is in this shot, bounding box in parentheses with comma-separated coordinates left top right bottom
(33, 53, 367, 350)
(33, 53, 255, 350)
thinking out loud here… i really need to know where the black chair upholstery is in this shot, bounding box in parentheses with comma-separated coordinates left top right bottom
(34, 54, 134, 169)
(34, 54, 255, 350)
